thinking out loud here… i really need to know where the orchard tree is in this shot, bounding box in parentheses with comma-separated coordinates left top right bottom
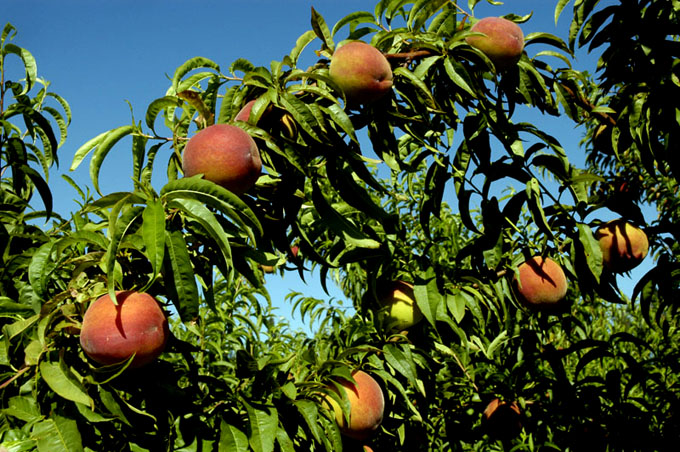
(1, 0, 679, 451)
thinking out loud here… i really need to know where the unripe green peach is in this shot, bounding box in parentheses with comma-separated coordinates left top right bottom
(377, 281, 423, 331)
(324, 370, 385, 440)
(466, 17, 524, 70)
(182, 123, 262, 195)
(595, 219, 649, 273)
(80, 291, 169, 368)
(513, 256, 568, 310)
(329, 41, 393, 105)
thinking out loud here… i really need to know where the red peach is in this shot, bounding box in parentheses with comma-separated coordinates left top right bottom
(182, 123, 262, 195)
(514, 256, 568, 310)
(325, 370, 385, 440)
(329, 41, 393, 105)
(595, 219, 649, 273)
(466, 17, 524, 70)
(80, 291, 169, 368)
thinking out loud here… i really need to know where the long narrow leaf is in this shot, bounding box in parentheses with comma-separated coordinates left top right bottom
(163, 229, 199, 321)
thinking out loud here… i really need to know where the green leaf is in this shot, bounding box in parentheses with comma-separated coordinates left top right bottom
(3, 396, 42, 423)
(408, 0, 447, 31)
(3, 315, 39, 340)
(145, 96, 182, 135)
(554, 0, 571, 24)
(331, 11, 377, 36)
(3, 43, 37, 93)
(70, 130, 108, 171)
(28, 241, 55, 299)
(168, 198, 233, 280)
(0, 297, 37, 316)
(218, 420, 249, 452)
(142, 199, 166, 277)
(311, 183, 381, 250)
(39, 361, 93, 407)
(275, 427, 296, 452)
(89, 125, 136, 194)
(161, 177, 262, 242)
(578, 223, 603, 284)
(447, 291, 466, 323)
(278, 92, 322, 142)
(290, 30, 317, 65)
(311, 7, 334, 52)
(105, 205, 144, 299)
(131, 134, 147, 183)
(444, 57, 475, 97)
(163, 229, 200, 321)
(394, 66, 436, 104)
(21, 164, 53, 218)
(32, 415, 83, 452)
(293, 400, 323, 444)
(171, 56, 220, 94)
(525, 178, 553, 239)
(243, 400, 278, 452)
(383, 343, 418, 384)
(414, 274, 442, 327)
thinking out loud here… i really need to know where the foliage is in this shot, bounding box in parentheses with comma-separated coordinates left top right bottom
(1, 0, 679, 451)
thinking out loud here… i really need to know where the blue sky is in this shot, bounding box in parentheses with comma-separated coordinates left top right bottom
(5, 0, 646, 332)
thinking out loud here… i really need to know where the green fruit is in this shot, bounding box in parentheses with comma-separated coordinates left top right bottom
(377, 281, 423, 331)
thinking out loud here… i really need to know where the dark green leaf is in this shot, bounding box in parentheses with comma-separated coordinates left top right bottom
(163, 229, 199, 321)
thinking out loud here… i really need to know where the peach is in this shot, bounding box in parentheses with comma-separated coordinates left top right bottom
(482, 398, 522, 439)
(329, 41, 393, 105)
(325, 370, 385, 440)
(80, 291, 169, 368)
(182, 123, 262, 195)
(376, 281, 423, 331)
(466, 17, 524, 70)
(595, 219, 649, 273)
(513, 256, 568, 310)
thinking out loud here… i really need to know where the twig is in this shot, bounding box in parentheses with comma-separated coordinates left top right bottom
(384, 49, 436, 61)
(560, 83, 617, 127)
(0, 365, 30, 389)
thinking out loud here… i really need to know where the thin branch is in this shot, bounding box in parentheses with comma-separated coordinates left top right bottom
(384, 49, 436, 61)
(560, 83, 617, 127)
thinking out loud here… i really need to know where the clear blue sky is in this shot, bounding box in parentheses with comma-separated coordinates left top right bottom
(6, 0, 646, 332)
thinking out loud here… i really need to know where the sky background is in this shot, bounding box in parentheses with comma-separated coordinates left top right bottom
(4, 0, 645, 333)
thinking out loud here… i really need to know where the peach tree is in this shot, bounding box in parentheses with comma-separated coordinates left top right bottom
(1, 0, 679, 451)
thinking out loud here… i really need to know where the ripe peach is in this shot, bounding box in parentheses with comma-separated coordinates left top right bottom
(466, 17, 524, 70)
(376, 281, 423, 331)
(80, 291, 169, 368)
(329, 41, 393, 105)
(325, 370, 385, 440)
(482, 398, 522, 439)
(513, 256, 568, 310)
(595, 219, 649, 273)
(182, 123, 262, 195)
